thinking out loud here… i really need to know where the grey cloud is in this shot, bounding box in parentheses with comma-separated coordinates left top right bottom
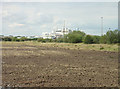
(2, 2, 118, 36)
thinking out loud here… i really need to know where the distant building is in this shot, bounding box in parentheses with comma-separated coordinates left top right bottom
(26, 36, 41, 39)
(42, 32, 52, 39)
(8, 35, 13, 37)
(42, 28, 72, 39)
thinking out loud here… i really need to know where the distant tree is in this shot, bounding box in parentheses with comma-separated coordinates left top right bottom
(100, 35, 107, 44)
(64, 31, 86, 43)
(37, 38, 50, 43)
(2, 37, 12, 41)
(84, 35, 93, 44)
(37, 38, 44, 42)
(45, 38, 53, 42)
(32, 38, 38, 41)
(11, 37, 20, 42)
(92, 35, 100, 44)
(16, 39, 20, 42)
(63, 34, 69, 43)
(56, 38, 64, 43)
(99, 30, 119, 44)
(106, 30, 118, 44)
(20, 37, 27, 41)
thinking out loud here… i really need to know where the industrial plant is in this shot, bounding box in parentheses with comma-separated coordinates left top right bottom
(41, 21, 73, 39)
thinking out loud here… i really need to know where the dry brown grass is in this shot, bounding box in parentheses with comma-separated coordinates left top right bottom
(2, 41, 118, 52)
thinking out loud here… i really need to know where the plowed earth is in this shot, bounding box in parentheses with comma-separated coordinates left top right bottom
(2, 43, 118, 87)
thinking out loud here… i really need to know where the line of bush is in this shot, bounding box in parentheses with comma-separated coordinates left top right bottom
(1, 30, 120, 44)
(54, 30, 120, 44)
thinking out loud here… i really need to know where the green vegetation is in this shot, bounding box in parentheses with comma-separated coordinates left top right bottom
(92, 35, 100, 44)
(100, 35, 107, 44)
(37, 38, 53, 43)
(20, 37, 28, 41)
(2, 30, 120, 44)
(11, 37, 20, 42)
(84, 35, 93, 44)
(2, 37, 12, 41)
(63, 31, 85, 43)
(106, 30, 119, 44)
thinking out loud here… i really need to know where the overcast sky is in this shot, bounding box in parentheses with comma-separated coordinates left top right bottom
(2, 2, 118, 36)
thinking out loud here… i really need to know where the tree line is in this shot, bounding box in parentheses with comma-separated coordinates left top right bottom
(2, 30, 120, 44)
(56, 30, 120, 44)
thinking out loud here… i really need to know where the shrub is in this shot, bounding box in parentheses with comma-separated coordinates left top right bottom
(2, 37, 12, 41)
(100, 35, 107, 44)
(106, 30, 119, 44)
(92, 36, 100, 44)
(20, 37, 27, 41)
(41, 39, 46, 43)
(11, 37, 20, 42)
(84, 35, 93, 44)
(100, 30, 119, 44)
(37, 38, 44, 42)
(100, 46, 104, 50)
(56, 38, 64, 43)
(45, 38, 53, 42)
(37, 38, 53, 43)
(64, 31, 85, 43)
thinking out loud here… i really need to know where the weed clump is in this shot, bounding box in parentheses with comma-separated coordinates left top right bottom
(100, 46, 104, 50)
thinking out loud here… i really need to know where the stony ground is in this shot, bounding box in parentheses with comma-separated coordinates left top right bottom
(2, 42, 118, 87)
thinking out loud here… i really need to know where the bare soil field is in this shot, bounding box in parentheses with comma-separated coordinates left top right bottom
(2, 42, 118, 87)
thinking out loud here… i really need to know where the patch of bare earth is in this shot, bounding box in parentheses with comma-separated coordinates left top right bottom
(2, 43, 118, 87)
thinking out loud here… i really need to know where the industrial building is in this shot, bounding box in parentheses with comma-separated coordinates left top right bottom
(42, 20, 72, 39)
(42, 27, 72, 39)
